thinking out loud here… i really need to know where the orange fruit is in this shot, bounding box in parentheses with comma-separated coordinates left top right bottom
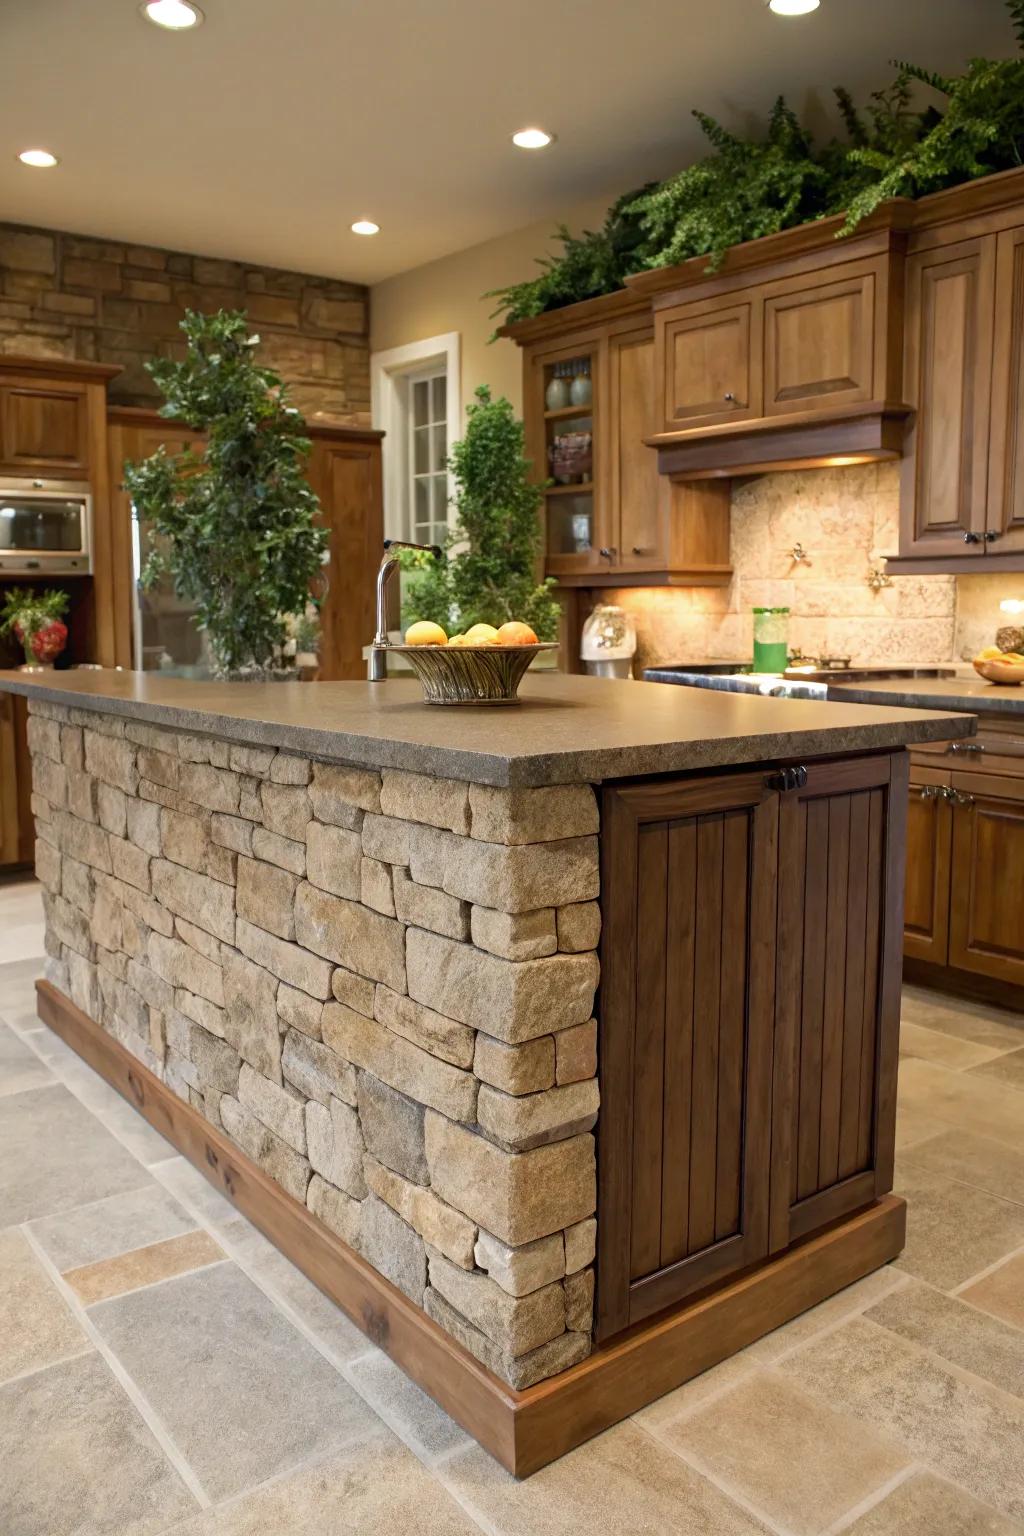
(405, 621, 447, 646)
(495, 621, 539, 646)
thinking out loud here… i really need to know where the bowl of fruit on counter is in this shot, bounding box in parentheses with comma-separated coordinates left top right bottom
(394, 621, 558, 704)
(973, 646, 1024, 684)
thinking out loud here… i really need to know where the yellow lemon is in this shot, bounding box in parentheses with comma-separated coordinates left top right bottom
(463, 623, 500, 645)
(405, 621, 448, 646)
(977, 646, 1005, 661)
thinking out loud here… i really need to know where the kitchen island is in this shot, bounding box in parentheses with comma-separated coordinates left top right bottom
(0, 669, 973, 1475)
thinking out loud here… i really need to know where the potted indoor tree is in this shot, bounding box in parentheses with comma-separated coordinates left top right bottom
(124, 309, 328, 679)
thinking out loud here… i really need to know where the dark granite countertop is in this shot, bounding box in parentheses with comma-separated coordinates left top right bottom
(0, 669, 974, 788)
(827, 674, 1024, 717)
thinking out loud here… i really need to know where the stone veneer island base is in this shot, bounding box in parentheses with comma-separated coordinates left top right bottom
(1, 671, 972, 1476)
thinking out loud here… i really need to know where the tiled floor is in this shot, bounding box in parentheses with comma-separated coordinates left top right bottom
(2, 873, 1023, 1536)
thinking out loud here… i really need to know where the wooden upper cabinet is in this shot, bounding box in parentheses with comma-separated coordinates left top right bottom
(763, 270, 876, 416)
(0, 382, 90, 476)
(608, 328, 664, 567)
(657, 299, 757, 430)
(900, 237, 995, 558)
(986, 224, 1024, 553)
(948, 771, 1024, 988)
(903, 765, 953, 965)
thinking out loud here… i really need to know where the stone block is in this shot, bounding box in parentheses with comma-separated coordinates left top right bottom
(270, 752, 310, 785)
(282, 1029, 356, 1107)
(178, 734, 230, 767)
(425, 1112, 595, 1246)
(393, 869, 467, 940)
(356, 1070, 427, 1184)
(305, 1099, 366, 1198)
(468, 784, 599, 845)
(234, 916, 333, 999)
(210, 813, 253, 855)
(45, 891, 93, 957)
(307, 1174, 361, 1248)
(556, 901, 601, 953)
(470, 906, 556, 961)
(206, 843, 236, 885)
(323, 1005, 478, 1124)
(55, 811, 111, 873)
(564, 1217, 596, 1276)
(90, 883, 123, 952)
(556, 1019, 597, 1085)
(236, 855, 298, 941)
(109, 836, 151, 892)
(0, 229, 55, 273)
(83, 730, 138, 793)
(363, 1156, 475, 1269)
(60, 724, 84, 770)
(424, 1289, 590, 1390)
(125, 720, 177, 752)
(261, 782, 311, 841)
(27, 714, 62, 760)
(174, 989, 226, 1038)
(136, 747, 179, 789)
(62, 855, 94, 914)
(34, 837, 61, 893)
(305, 822, 361, 900)
(152, 858, 234, 943)
(239, 1062, 306, 1152)
(220, 1096, 310, 1202)
(190, 1026, 242, 1094)
(380, 769, 470, 834)
(359, 1195, 426, 1303)
(160, 807, 209, 871)
(123, 959, 173, 1013)
(331, 966, 374, 1017)
(427, 1249, 564, 1356)
(112, 877, 174, 938)
(564, 1268, 594, 1334)
(407, 928, 598, 1044)
(478, 1080, 599, 1153)
(229, 743, 276, 775)
(309, 762, 380, 826)
(410, 825, 599, 913)
(277, 982, 323, 1040)
(360, 813, 412, 865)
(473, 1228, 564, 1298)
(251, 826, 305, 875)
(149, 932, 224, 1005)
(359, 857, 394, 916)
(32, 754, 67, 808)
(177, 762, 240, 814)
(295, 882, 405, 992)
(126, 797, 162, 856)
(222, 951, 281, 1080)
(67, 951, 102, 1021)
(67, 772, 99, 824)
(175, 916, 222, 964)
(473, 1034, 555, 1097)
(373, 983, 474, 1069)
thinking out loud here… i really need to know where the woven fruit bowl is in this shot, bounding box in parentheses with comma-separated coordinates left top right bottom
(391, 643, 558, 705)
(973, 658, 1024, 685)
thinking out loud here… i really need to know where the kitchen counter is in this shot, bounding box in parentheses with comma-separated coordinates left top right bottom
(0, 668, 974, 786)
(828, 673, 1024, 716)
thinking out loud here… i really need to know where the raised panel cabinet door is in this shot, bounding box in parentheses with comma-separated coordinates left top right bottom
(309, 438, 383, 680)
(903, 771, 953, 965)
(763, 272, 875, 416)
(0, 384, 89, 475)
(608, 329, 666, 569)
(769, 753, 907, 1254)
(659, 301, 757, 430)
(948, 772, 1024, 987)
(0, 691, 20, 866)
(986, 226, 1024, 553)
(900, 237, 995, 557)
(597, 770, 777, 1340)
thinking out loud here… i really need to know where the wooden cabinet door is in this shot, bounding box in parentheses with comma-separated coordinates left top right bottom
(0, 383, 90, 476)
(769, 753, 907, 1253)
(948, 771, 1024, 987)
(0, 692, 33, 867)
(307, 436, 383, 680)
(900, 237, 995, 558)
(607, 328, 666, 570)
(763, 270, 876, 417)
(904, 768, 953, 965)
(597, 770, 777, 1339)
(658, 299, 758, 430)
(986, 225, 1024, 553)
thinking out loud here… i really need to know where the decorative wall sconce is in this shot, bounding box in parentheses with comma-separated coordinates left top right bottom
(866, 566, 893, 592)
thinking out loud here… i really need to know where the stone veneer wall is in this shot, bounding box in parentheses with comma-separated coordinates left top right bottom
(0, 221, 369, 423)
(27, 700, 600, 1390)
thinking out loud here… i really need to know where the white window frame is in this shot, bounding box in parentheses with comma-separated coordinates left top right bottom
(371, 332, 461, 545)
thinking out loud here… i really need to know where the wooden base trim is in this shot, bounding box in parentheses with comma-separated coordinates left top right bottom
(37, 979, 907, 1479)
(903, 957, 1024, 1015)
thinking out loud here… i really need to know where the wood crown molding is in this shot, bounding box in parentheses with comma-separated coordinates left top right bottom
(0, 355, 123, 384)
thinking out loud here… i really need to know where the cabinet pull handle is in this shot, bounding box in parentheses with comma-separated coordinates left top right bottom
(984, 530, 1001, 543)
(950, 787, 976, 807)
(723, 391, 736, 403)
(918, 784, 941, 801)
(598, 547, 617, 562)
(767, 765, 808, 793)
(949, 741, 984, 754)
(631, 545, 651, 556)
(963, 531, 982, 545)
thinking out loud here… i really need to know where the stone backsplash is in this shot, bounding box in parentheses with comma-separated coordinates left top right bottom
(28, 700, 599, 1391)
(0, 221, 369, 423)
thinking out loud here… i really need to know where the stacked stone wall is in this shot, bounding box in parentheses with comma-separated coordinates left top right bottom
(28, 700, 600, 1390)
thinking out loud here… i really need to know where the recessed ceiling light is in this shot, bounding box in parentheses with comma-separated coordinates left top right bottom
(17, 149, 59, 168)
(351, 219, 380, 236)
(512, 128, 555, 150)
(141, 0, 203, 30)
(767, 0, 820, 13)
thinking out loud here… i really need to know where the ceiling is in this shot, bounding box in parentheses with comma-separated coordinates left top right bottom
(0, 0, 1014, 287)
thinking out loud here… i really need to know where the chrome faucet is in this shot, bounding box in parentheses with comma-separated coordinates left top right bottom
(368, 539, 443, 681)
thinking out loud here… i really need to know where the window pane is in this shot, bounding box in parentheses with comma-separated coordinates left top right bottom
(414, 477, 430, 531)
(431, 423, 447, 474)
(431, 474, 448, 535)
(413, 426, 430, 475)
(431, 374, 446, 421)
(412, 378, 429, 426)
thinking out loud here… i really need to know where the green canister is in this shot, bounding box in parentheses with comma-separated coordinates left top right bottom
(752, 606, 790, 674)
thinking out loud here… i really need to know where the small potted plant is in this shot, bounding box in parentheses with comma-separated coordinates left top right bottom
(0, 586, 70, 671)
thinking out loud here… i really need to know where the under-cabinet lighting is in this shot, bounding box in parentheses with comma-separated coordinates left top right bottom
(512, 128, 555, 150)
(767, 0, 820, 13)
(351, 219, 380, 236)
(141, 0, 204, 29)
(999, 599, 1024, 615)
(17, 149, 59, 168)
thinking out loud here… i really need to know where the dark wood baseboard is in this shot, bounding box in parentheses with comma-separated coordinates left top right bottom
(37, 979, 907, 1478)
(903, 957, 1024, 1017)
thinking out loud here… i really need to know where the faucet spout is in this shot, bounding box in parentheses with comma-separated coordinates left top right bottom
(368, 539, 443, 681)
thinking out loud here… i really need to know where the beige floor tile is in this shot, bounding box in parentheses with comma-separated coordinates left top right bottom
(900, 1129, 1024, 1208)
(744, 1266, 907, 1363)
(345, 1350, 472, 1462)
(960, 1254, 1024, 1331)
(893, 1158, 1024, 1290)
(894, 1103, 950, 1152)
(841, 1470, 1024, 1535)
(442, 1421, 774, 1535)
(900, 988, 1024, 1053)
(0, 1351, 196, 1536)
(900, 1020, 1005, 1072)
(780, 1317, 1024, 1522)
(66, 1230, 225, 1305)
(163, 1432, 479, 1535)
(0, 1228, 88, 1384)
(0, 1020, 54, 1097)
(153, 1154, 240, 1228)
(0, 1084, 153, 1225)
(866, 1279, 1024, 1399)
(30, 1183, 197, 1272)
(633, 1351, 757, 1432)
(659, 1369, 908, 1536)
(970, 1047, 1024, 1093)
(897, 1059, 1024, 1154)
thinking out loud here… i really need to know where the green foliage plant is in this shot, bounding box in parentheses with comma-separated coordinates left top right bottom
(401, 386, 560, 640)
(487, 1, 1024, 326)
(123, 309, 328, 678)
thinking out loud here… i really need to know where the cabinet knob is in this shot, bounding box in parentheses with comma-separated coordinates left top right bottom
(918, 784, 941, 801)
(950, 787, 976, 807)
(963, 531, 982, 545)
(723, 391, 736, 403)
(984, 530, 1001, 543)
(631, 545, 651, 556)
(598, 547, 617, 562)
(767, 765, 808, 793)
